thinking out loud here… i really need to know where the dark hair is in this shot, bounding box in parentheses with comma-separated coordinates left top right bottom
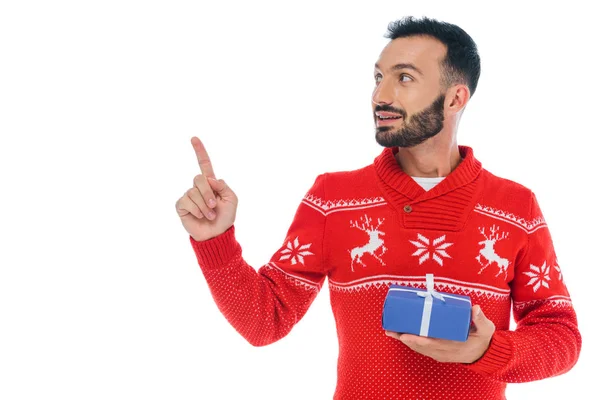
(385, 16, 481, 97)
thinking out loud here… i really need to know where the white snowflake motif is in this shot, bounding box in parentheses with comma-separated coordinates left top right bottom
(279, 237, 314, 265)
(523, 261, 552, 292)
(409, 234, 453, 266)
(554, 264, 563, 281)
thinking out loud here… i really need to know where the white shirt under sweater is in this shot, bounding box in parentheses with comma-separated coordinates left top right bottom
(411, 176, 445, 191)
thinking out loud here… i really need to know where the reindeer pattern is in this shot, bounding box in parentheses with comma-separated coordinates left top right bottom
(476, 225, 511, 279)
(348, 214, 387, 272)
(342, 213, 515, 278)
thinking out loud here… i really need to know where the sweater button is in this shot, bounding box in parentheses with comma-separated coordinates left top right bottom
(403, 204, 413, 213)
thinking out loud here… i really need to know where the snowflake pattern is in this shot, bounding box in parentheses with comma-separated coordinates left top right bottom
(409, 234, 453, 266)
(279, 237, 314, 265)
(555, 264, 563, 281)
(523, 261, 552, 292)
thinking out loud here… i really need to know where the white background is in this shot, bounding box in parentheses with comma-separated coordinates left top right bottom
(1, 1, 597, 399)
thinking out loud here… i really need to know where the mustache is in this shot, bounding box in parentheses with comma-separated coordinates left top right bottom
(374, 105, 406, 119)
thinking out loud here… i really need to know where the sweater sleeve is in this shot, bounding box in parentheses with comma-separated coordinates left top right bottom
(189, 174, 328, 347)
(465, 192, 582, 381)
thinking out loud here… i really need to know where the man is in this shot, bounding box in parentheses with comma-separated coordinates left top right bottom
(175, 16, 581, 400)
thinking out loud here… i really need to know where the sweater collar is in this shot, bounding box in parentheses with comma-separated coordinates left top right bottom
(373, 145, 482, 201)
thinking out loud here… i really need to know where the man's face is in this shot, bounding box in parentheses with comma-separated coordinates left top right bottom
(372, 36, 448, 148)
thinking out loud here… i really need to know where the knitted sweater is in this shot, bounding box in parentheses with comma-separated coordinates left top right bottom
(190, 145, 581, 400)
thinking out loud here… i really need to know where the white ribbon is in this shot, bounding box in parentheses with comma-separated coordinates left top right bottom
(416, 274, 445, 336)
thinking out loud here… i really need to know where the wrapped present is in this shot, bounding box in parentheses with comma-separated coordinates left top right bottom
(381, 274, 472, 342)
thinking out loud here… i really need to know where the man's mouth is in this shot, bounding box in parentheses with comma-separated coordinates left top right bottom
(376, 112, 403, 126)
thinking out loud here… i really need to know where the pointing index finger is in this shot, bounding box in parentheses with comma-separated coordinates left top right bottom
(191, 136, 216, 178)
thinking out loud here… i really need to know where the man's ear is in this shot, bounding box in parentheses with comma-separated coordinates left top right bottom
(446, 84, 470, 114)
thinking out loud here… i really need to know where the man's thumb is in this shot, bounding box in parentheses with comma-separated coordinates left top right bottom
(472, 305, 489, 326)
(472, 305, 483, 321)
(471, 304, 495, 336)
(207, 177, 229, 194)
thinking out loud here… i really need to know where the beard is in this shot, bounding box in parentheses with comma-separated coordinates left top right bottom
(375, 93, 446, 148)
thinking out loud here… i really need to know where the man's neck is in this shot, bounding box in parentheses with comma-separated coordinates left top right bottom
(394, 140, 462, 178)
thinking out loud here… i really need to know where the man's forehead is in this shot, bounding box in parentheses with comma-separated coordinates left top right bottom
(375, 36, 446, 72)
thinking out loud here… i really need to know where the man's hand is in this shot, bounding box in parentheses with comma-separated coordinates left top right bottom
(384, 305, 495, 364)
(175, 137, 238, 242)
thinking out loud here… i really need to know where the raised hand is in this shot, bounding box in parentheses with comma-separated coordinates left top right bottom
(175, 137, 238, 242)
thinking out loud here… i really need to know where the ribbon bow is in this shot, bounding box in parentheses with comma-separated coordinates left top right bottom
(417, 273, 446, 303)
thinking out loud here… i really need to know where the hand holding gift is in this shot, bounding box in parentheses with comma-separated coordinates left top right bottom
(382, 274, 495, 363)
(385, 304, 495, 364)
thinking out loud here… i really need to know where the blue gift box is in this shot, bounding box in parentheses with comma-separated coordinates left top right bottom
(381, 274, 472, 342)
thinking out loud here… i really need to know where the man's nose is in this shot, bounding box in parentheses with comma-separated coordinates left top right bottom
(372, 79, 393, 106)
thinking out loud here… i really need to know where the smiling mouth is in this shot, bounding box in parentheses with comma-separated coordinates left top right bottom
(376, 115, 403, 125)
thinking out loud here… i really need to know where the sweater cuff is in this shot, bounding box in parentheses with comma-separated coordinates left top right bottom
(189, 225, 241, 270)
(463, 331, 513, 376)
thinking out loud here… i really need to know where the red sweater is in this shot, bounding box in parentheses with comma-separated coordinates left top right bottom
(190, 146, 581, 400)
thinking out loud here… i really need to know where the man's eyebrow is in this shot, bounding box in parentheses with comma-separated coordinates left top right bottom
(374, 63, 424, 76)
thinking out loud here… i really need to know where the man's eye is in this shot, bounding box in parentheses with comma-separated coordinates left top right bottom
(375, 74, 382, 83)
(400, 74, 412, 82)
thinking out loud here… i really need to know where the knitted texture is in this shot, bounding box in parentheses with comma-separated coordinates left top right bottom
(190, 145, 581, 400)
